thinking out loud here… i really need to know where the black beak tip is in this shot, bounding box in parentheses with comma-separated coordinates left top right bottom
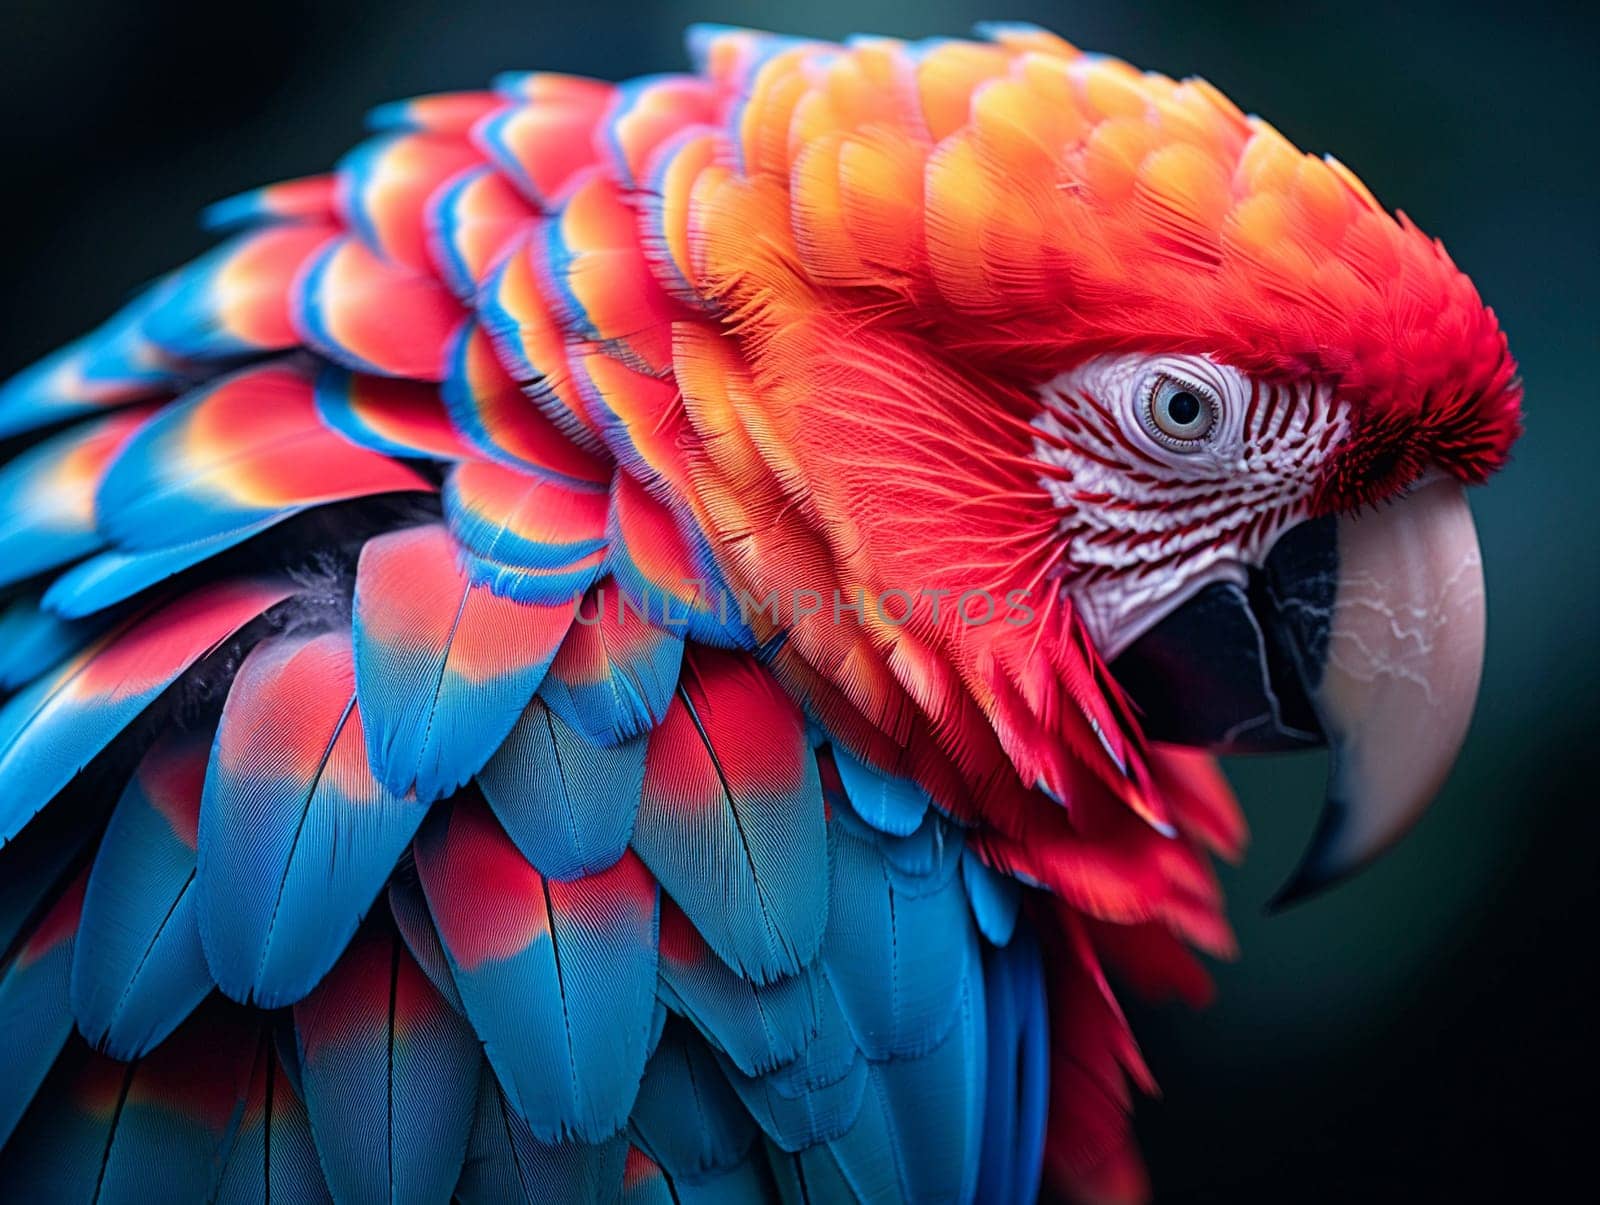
(1263, 865, 1336, 914)
(1262, 793, 1354, 914)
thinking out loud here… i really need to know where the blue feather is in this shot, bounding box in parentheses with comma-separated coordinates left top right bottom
(823, 809, 974, 1060)
(214, 1036, 333, 1204)
(424, 166, 486, 301)
(312, 363, 470, 463)
(622, 1152, 677, 1205)
(624, 1143, 772, 1204)
(0, 1044, 108, 1199)
(139, 232, 281, 361)
(71, 731, 214, 1059)
(388, 874, 466, 1014)
(293, 922, 481, 1204)
(663, 1161, 774, 1203)
(201, 176, 333, 233)
(76, 287, 186, 392)
(455, 1067, 629, 1203)
(962, 847, 1022, 946)
(414, 796, 660, 1142)
(41, 520, 284, 620)
(0, 336, 110, 439)
(719, 971, 867, 1153)
(274, 1015, 307, 1100)
(332, 135, 393, 266)
(0, 871, 83, 1147)
(976, 928, 1050, 1205)
(0, 577, 292, 848)
(805, 947, 987, 1203)
(830, 744, 930, 837)
(657, 899, 820, 1077)
(352, 522, 571, 802)
(442, 463, 610, 594)
(631, 651, 827, 985)
(0, 594, 110, 690)
(539, 590, 685, 746)
(0, 799, 93, 959)
(872, 806, 967, 885)
(631, 1024, 759, 1185)
(0, 1003, 260, 1202)
(766, 1143, 857, 1204)
(0, 295, 179, 440)
(0, 414, 133, 589)
(478, 697, 646, 880)
(197, 632, 429, 1007)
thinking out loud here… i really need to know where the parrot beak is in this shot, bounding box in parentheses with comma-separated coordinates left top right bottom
(1112, 479, 1487, 908)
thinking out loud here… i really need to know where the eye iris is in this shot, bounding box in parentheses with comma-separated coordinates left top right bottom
(1165, 390, 1201, 426)
(1144, 376, 1218, 447)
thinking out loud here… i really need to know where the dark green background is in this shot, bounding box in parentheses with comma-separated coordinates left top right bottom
(3, 1, 1594, 1199)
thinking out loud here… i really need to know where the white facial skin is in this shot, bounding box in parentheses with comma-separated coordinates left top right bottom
(1032, 353, 1351, 658)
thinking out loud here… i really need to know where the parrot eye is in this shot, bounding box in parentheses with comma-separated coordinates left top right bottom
(1143, 374, 1219, 448)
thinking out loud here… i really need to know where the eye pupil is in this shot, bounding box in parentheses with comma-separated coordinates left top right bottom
(1166, 390, 1201, 426)
(1143, 374, 1218, 447)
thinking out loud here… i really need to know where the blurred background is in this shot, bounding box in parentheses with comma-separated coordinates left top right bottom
(2, 0, 1594, 1199)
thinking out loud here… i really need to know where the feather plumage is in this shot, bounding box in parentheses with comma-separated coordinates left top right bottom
(455, 1066, 628, 1204)
(976, 930, 1049, 1204)
(352, 521, 573, 800)
(0, 801, 93, 961)
(0, 869, 86, 1147)
(293, 920, 481, 1204)
(656, 898, 820, 1077)
(42, 521, 288, 620)
(413, 794, 659, 1141)
(213, 1032, 333, 1205)
(71, 729, 214, 1058)
(442, 457, 611, 601)
(197, 630, 427, 1007)
(633, 648, 826, 985)
(0, 1006, 259, 1202)
(203, 174, 339, 232)
(141, 222, 339, 360)
(477, 695, 646, 880)
(387, 873, 466, 1015)
(367, 91, 503, 136)
(630, 1022, 761, 1189)
(0, 406, 151, 588)
(294, 234, 466, 380)
(717, 969, 867, 1153)
(539, 578, 685, 745)
(427, 165, 536, 300)
(830, 743, 930, 837)
(0, 591, 110, 690)
(0, 293, 179, 438)
(961, 847, 1022, 947)
(441, 320, 612, 481)
(604, 461, 743, 649)
(94, 363, 430, 552)
(823, 809, 974, 1060)
(471, 76, 612, 209)
(337, 131, 484, 274)
(805, 962, 987, 1204)
(313, 363, 474, 462)
(0, 578, 292, 846)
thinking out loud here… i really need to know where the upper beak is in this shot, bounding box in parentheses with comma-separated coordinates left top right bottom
(1113, 479, 1487, 908)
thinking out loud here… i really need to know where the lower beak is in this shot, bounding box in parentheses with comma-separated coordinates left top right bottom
(1113, 479, 1487, 908)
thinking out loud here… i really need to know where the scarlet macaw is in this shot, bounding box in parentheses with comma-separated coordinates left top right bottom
(0, 23, 1519, 1203)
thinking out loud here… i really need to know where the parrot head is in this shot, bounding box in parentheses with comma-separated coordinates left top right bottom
(683, 24, 1521, 903)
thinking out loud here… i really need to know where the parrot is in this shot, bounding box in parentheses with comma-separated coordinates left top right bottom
(0, 21, 1520, 1204)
